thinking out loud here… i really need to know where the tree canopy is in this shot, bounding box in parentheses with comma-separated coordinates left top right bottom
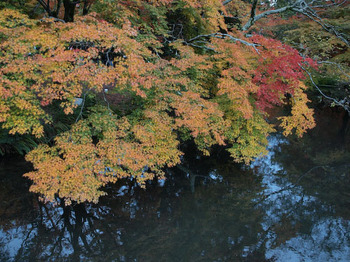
(1, 0, 347, 205)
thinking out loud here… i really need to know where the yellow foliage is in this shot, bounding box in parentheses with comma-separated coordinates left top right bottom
(278, 82, 316, 137)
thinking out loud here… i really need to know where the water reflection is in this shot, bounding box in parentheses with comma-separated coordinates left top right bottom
(252, 135, 350, 261)
(0, 110, 350, 261)
(0, 156, 267, 261)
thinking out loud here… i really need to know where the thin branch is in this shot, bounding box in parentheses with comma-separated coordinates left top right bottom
(310, 0, 347, 8)
(300, 64, 350, 114)
(318, 61, 350, 79)
(75, 91, 89, 123)
(294, 5, 350, 46)
(102, 90, 112, 114)
(240, 0, 349, 47)
(254, 165, 329, 205)
(187, 32, 260, 53)
(105, 48, 113, 66)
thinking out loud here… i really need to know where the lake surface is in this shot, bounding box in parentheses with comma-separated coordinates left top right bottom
(1, 107, 349, 261)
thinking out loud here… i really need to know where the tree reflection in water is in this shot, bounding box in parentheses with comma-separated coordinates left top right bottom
(0, 109, 350, 261)
(252, 135, 350, 261)
(0, 154, 269, 261)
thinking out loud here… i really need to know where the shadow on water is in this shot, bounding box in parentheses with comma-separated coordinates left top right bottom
(0, 107, 349, 262)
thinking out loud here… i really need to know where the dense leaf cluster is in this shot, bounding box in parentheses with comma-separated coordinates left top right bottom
(0, 1, 317, 204)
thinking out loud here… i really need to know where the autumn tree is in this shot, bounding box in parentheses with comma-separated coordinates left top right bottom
(0, 1, 321, 204)
(222, 0, 349, 113)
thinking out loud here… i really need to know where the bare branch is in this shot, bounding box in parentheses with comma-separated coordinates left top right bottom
(318, 61, 350, 79)
(300, 64, 350, 114)
(187, 32, 260, 53)
(293, 4, 350, 46)
(75, 91, 89, 123)
(241, 4, 295, 31)
(240, 0, 349, 47)
(309, 0, 347, 8)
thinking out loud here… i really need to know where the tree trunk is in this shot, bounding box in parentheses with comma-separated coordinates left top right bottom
(82, 0, 90, 15)
(63, 0, 76, 22)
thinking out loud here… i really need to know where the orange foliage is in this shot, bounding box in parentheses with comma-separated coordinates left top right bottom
(0, 4, 318, 204)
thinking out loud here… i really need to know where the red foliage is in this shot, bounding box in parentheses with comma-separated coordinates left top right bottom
(251, 35, 317, 110)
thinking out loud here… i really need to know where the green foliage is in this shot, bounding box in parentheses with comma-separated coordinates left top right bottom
(0, 0, 38, 18)
(0, 129, 38, 155)
(169, 2, 210, 40)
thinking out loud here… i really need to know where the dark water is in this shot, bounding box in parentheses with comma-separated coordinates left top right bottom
(1, 108, 350, 262)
